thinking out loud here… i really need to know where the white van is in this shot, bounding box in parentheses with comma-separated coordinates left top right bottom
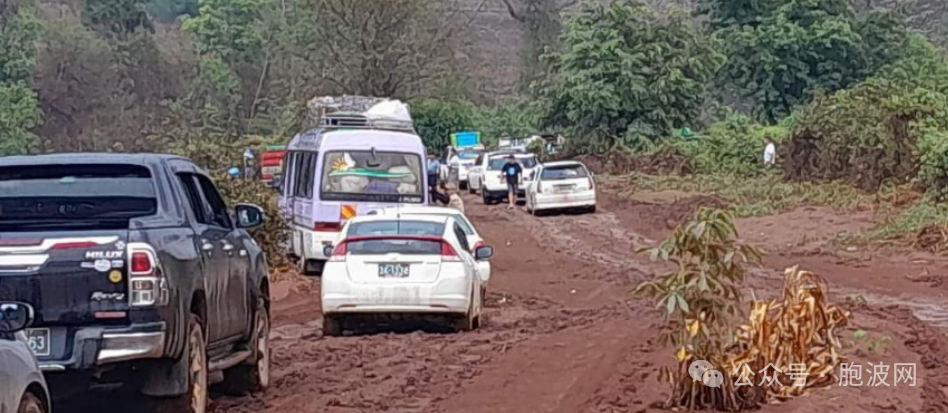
(280, 97, 429, 274)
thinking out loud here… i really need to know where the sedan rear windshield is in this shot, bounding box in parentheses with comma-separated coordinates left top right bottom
(347, 239, 442, 255)
(540, 164, 589, 180)
(347, 220, 445, 237)
(0, 164, 157, 231)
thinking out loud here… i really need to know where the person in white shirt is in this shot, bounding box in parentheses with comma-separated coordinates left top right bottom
(763, 137, 776, 166)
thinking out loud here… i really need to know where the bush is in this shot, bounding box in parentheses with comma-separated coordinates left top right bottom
(783, 79, 948, 192)
(672, 111, 788, 177)
(783, 35, 948, 194)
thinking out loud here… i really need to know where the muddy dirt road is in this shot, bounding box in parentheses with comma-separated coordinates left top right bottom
(208, 188, 948, 413)
(60, 187, 948, 412)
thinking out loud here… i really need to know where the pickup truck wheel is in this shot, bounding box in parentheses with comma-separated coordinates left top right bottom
(221, 298, 270, 395)
(17, 392, 45, 413)
(322, 315, 342, 337)
(154, 315, 207, 413)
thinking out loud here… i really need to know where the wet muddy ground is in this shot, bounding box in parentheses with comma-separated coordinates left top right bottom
(60, 185, 948, 413)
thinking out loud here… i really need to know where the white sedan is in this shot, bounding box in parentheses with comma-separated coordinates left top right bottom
(369, 206, 492, 295)
(320, 215, 493, 335)
(524, 161, 597, 215)
(0, 302, 51, 413)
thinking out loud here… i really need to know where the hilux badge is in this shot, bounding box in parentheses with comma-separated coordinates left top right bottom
(85, 250, 123, 259)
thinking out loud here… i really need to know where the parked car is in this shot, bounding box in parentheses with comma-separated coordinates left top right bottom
(0, 154, 271, 413)
(467, 152, 538, 204)
(447, 147, 486, 190)
(317, 214, 493, 335)
(1, 302, 51, 413)
(367, 206, 492, 296)
(524, 160, 597, 215)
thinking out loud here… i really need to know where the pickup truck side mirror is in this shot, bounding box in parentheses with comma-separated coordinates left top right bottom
(474, 245, 494, 261)
(235, 204, 265, 230)
(0, 302, 34, 333)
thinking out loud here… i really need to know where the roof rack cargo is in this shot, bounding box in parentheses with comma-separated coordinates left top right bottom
(307, 95, 415, 133)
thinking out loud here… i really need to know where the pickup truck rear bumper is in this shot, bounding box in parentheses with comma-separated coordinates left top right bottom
(38, 322, 166, 372)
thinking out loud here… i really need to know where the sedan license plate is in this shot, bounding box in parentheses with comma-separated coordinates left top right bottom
(26, 328, 50, 357)
(378, 263, 410, 278)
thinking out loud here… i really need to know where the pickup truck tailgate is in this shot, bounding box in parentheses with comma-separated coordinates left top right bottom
(0, 232, 131, 325)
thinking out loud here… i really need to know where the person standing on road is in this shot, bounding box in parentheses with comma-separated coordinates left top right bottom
(763, 137, 776, 166)
(500, 154, 523, 210)
(427, 152, 449, 205)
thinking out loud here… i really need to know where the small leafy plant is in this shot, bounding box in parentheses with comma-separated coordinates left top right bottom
(634, 207, 764, 410)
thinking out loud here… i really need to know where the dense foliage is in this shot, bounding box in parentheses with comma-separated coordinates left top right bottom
(2, 0, 948, 202)
(534, 1, 723, 154)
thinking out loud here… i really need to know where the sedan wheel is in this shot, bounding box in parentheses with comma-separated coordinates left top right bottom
(17, 393, 45, 413)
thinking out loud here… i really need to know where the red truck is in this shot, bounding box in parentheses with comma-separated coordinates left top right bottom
(260, 145, 286, 186)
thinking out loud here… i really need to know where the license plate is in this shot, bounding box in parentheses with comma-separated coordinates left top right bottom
(26, 328, 50, 357)
(554, 185, 573, 193)
(378, 263, 410, 278)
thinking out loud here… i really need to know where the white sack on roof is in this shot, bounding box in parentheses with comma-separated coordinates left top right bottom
(365, 99, 412, 123)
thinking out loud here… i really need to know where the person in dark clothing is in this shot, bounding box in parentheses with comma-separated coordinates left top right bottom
(500, 155, 523, 209)
(427, 153, 449, 205)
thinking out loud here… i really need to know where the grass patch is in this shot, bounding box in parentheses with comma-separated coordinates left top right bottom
(839, 201, 948, 248)
(599, 172, 903, 217)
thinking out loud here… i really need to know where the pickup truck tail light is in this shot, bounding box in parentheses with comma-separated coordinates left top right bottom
(128, 243, 169, 307)
(314, 222, 343, 232)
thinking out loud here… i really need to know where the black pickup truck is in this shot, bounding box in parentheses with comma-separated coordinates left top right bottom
(0, 154, 271, 412)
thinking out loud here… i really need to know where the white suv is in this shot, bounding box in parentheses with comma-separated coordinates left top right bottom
(320, 215, 493, 335)
(467, 152, 538, 204)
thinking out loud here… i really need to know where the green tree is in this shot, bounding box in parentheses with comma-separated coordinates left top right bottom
(82, 0, 155, 39)
(148, 0, 199, 22)
(0, 0, 43, 154)
(535, 1, 723, 153)
(711, 0, 909, 122)
(182, 0, 266, 64)
(409, 99, 477, 151)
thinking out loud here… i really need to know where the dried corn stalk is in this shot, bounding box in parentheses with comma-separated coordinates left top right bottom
(727, 266, 850, 401)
